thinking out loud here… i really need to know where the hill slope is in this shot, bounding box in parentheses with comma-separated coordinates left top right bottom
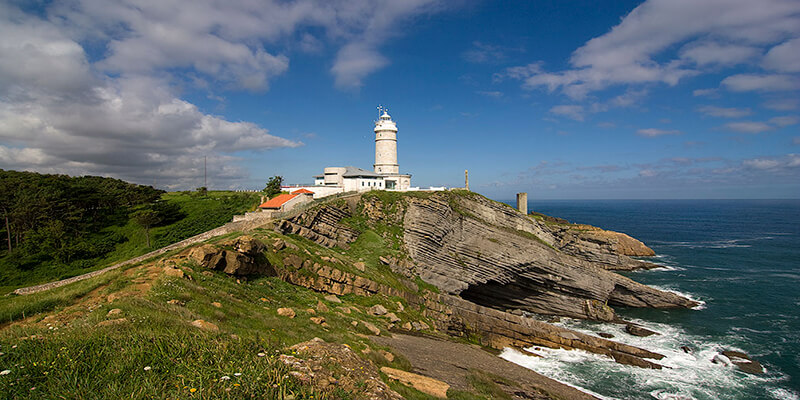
(0, 190, 697, 399)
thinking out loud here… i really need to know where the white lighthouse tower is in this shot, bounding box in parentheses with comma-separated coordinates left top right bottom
(374, 106, 399, 174)
(372, 106, 411, 190)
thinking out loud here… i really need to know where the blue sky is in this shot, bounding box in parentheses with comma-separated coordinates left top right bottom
(0, 0, 798, 199)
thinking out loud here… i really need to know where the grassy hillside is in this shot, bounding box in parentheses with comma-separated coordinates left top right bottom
(0, 190, 260, 294)
(0, 220, 500, 399)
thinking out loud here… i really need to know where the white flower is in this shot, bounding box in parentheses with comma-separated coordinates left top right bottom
(220, 376, 231, 381)
(234, 373, 242, 377)
(0, 370, 10, 375)
(257, 353, 266, 357)
(143, 366, 152, 371)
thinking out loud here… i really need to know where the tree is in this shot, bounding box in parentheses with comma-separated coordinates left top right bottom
(263, 176, 283, 198)
(133, 209, 161, 248)
(195, 186, 207, 197)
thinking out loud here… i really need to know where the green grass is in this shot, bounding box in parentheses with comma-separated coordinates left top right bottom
(0, 191, 260, 295)
(0, 270, 121, 325)
(0, 252, 418, 399)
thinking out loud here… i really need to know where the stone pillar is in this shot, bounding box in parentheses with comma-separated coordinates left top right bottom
(516, 192, 528, 215)
(465, 169, 469, 191)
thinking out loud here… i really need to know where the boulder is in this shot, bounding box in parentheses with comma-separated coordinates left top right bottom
(411, 321, 430, 331)
(278, 308, 296, 318)
(380, 367, 449, 398)
(189, 238, 273, 276)
(191, 319, 219, 332)
(324, 295, 342, 304)
(369, 304, 388, 316)
(362, 321, 381, 336)
(232, 235, 265, 255)
(211, 302, 222, 308)
(107, 309, 123, 317)
(722, 351, 764, 375)
(598, 332, 614, 339)
(384, 312, 401, 323)
(310, 316, 326, 325)
(163, 267, 184, 278)
(625, 324, 659, 337)
(167, 299, 185, 306)
(380, 350, 395, 362)
(189, 244, 218, 266)
(354, 261, 366, 271)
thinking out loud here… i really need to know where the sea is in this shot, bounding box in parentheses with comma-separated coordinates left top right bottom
(496, 199, 800, 400)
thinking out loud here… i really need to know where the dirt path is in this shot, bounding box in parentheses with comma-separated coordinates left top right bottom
(372, 334, 597, 400)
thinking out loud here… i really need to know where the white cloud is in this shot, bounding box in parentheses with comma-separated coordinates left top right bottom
(0, 9, 301, 189)
(637, 128, 681, 137)
(680, 42, 760, 66)
(697, 106, 752, 118)
(769, 116, 799, 126)
(762, 37, 800, 72)
(693, 88, 719, 97)
(550, 105, 585, 121)
(724, 121, 773, 133)
(49, 0, 447, 91)
(502, 0, 800, 99)
(331, 42, 388, 89)
(741, 155, 800, 170)
(722, 74, 800, 92)
(639, 169, 658, 177)
(463, 42, 507, 63)
(764, 98, 799, 110)
(743, 158, 780, 169)
(477, 91, 503, 98)
(328, 0, 446, 89)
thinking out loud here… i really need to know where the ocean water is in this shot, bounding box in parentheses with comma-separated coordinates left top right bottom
(497, 199, 800, 400)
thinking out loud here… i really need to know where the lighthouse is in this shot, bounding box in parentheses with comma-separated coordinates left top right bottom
(309, 106, 411, 193)
(374, 106, 399, 174)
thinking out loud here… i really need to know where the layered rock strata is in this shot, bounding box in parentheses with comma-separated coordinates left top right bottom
(271, 190, 694, 321)
(399, 194, 696, 321)
(274, 256, 665, 369)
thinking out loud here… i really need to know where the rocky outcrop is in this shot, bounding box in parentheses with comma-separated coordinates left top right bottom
(188, 236, 274, 276)
(381, 367, 450, 398)
(402, 193, 697, 321)
(275, 202, 359, 248)
(272, 256, 666, 369)
(720, 350, 764, 375)
(281, 338, 403, 400)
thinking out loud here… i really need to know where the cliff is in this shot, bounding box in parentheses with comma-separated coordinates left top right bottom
(280, 191, 696, 322)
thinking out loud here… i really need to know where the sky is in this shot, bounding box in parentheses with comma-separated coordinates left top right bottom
(0, 0, 798, 199)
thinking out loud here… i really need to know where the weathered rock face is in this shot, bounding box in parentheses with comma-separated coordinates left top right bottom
(273, 255, 666, 369)
(402, 193, 697, 321)
(189, 236, 274, 276)
(275, 202, 359, 248)
(273, 192, 695, 321)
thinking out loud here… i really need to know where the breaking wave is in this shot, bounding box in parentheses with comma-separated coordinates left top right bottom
(500, 317, 795, 400)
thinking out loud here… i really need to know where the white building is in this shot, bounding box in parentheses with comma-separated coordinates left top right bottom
(309, 107, 413, 194)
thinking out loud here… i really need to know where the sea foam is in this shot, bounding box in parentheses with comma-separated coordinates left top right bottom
(500, 317, 790, 400)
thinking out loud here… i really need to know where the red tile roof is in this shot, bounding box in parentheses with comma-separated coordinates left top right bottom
(258, 193, 297, 209)
(291, 188, 314, 195)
